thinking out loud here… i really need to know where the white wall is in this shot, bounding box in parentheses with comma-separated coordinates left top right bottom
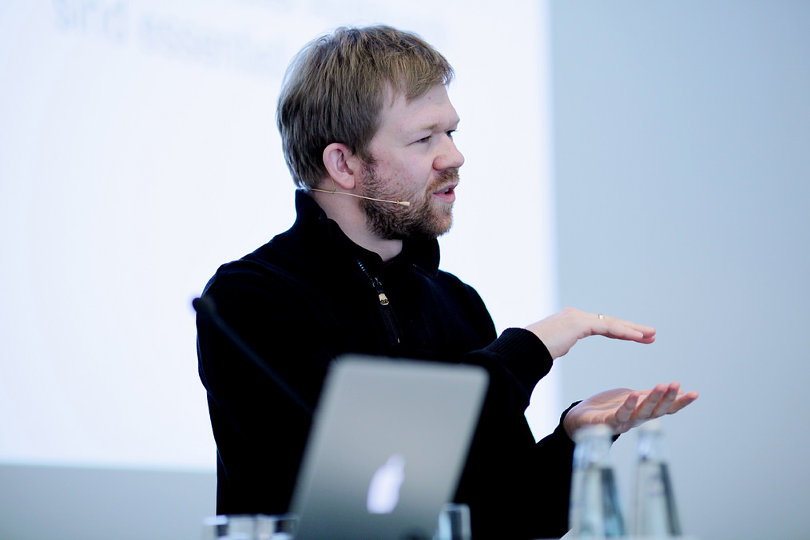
(551, 2, 810, 539)
(0, 1, 558, 538)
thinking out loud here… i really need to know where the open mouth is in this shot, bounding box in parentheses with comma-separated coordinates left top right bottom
(432, 184, 457, 203)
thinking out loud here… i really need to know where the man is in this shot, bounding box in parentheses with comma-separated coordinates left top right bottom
(196, 25, 698, 539)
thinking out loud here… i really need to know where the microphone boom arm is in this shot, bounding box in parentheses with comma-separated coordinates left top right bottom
(193, 296, 314, 417)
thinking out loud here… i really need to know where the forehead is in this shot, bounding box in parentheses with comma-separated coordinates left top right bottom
(375, 84, 459, 139)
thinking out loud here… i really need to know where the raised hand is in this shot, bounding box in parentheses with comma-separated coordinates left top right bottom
(562, 382, 699, 438)
(526, 307, 656, 359)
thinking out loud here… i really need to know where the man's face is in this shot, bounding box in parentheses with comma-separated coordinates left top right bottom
(359, 84, 464, 240)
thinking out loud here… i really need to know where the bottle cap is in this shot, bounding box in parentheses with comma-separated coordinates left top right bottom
(573, 423, 613, 443)
(638, 418, 663, 433)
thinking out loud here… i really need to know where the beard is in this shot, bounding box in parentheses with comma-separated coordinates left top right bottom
(359, 165, 459, 241)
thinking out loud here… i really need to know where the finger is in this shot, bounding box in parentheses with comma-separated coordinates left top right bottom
(593, 313, 656, 343)
(601, 323, 648, 342)
(618, 319, 657, 340)
(614, 391, 641, 425)
(649, 382, 681, 417)
(630, 383, 668, 421)
(666, 391, 700, 414)
(593, 312, 655, 332)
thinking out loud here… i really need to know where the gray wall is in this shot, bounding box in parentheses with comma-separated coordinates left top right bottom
(551, 1, 810, 539)
(0, 464, 215, 540)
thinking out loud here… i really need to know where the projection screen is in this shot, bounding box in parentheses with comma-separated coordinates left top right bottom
(0, 0, 557, 471)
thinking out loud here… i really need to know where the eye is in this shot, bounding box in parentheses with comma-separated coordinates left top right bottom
(446, 130, 456, 139)
(416, 135, 431, 144)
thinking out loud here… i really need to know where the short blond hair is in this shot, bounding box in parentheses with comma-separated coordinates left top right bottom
(277, 25, 454, 188)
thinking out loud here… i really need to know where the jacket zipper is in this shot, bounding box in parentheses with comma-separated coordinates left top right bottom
(355, 260, 401, 347)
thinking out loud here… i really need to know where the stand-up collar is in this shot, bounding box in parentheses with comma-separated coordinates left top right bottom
(292, 189, 441, 277)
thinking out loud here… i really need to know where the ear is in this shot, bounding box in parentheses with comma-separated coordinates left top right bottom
(322, 143, 362, 190)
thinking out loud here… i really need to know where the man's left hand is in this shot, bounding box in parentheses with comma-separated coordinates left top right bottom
(562, 382, 699, 438)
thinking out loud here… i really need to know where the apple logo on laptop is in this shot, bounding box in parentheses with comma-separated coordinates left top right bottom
(366, 453, 406, 514)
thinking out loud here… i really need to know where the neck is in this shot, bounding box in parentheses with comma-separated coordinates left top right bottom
(310, 190, 403, 261)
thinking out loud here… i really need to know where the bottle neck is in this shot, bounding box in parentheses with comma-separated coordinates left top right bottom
(573, 425, 613, 468)
(637, 428, 666, 462)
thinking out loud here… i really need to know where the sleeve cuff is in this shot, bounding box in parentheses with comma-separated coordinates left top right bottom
(483, 327, 554, 391)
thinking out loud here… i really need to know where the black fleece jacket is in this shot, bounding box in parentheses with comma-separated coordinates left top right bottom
(196, 190, 575, 539)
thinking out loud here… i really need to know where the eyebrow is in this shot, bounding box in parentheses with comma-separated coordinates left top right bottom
(414, 118, 460, 133)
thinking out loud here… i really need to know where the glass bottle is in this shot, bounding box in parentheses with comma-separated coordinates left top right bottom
(569, 423, 626, 538)
(632, 420, 682, 537)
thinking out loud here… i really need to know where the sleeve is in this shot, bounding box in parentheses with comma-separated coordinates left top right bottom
(196, 264, 334, 516)
(526, 403, 579, 538)
(449, 283, 576, 538)
(453, 280, 554, 417)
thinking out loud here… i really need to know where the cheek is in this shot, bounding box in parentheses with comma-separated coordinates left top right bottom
(393, 161, 433, 188)
(379, 163, 418, 189)
(373, 150, 434, 191)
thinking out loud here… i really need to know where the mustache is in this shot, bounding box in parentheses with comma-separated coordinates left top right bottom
(429, 168, 460, 191)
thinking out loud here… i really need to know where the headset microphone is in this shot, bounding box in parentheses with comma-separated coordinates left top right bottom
(310, 187, 411, 207)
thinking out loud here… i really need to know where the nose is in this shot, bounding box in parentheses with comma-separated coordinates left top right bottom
(434, 135, 465, 171)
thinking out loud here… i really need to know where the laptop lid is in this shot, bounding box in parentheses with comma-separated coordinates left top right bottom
(289, 354, 489, 540)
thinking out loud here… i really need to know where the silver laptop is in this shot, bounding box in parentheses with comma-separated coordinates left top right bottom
(289, 354, 489, 540)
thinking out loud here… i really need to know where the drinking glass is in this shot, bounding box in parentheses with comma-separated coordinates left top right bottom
(435, 503, 471, 540)
(202, 514, 298, 539)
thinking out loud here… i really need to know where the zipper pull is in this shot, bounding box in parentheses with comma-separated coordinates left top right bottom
(357, 259, 391, 306)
